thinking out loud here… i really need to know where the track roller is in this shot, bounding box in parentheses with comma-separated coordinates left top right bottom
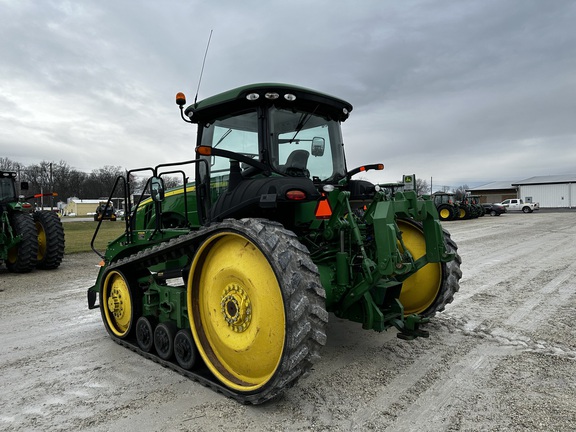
(136, 316, 155, 352)
(154, 322, 177, 360)
(174, 329, 199, 370)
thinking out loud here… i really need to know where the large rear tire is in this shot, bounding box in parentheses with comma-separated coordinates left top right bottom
(437, 206, 453, 221)
(397, 219, 462, 317)
(6, 212, 38, 273)
(34, 211, 65, 269)
(187, 219, 327, 404)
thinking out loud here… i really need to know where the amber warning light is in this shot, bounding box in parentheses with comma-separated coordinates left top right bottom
(196, 146, 212, 156)
(176, 92, 187, 106)
(360, 164, 384, 172)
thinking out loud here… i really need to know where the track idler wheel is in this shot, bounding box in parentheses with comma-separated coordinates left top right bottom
(174, 329, 199, 370)
(397, 219, 462, 318)
(397, 219, 442, 315)
(187, 219, 327, 403)
(100, 270, 138, 338)
(154, 322, 177, 360)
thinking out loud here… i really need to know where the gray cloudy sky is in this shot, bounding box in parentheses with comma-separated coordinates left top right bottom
(1, 0, 575, 189)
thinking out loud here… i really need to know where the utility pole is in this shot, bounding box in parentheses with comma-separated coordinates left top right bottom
(50, 162, 53, 210)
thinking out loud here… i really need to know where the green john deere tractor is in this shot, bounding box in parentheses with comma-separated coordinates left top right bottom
(88, 83, 462, 404)
(432, 192, 460, 221)
(467, 194, 485, 217)
(0, 171, 65, 272)
(457, 195, 481, 219)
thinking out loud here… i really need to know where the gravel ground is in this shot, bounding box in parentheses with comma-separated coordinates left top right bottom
(1, 212, 575, 431)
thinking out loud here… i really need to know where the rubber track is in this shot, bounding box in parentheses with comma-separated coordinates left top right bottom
(100, 218, 328, 404)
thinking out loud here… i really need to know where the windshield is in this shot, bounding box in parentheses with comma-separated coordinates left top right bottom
(270, 107, 346, 182)
(198, 106, 347, 185)
(0, 177, 16, 203)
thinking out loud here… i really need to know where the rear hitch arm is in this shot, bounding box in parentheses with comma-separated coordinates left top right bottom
(392, 314, 430, 340)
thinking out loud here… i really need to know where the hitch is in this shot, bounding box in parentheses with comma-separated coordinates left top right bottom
(392, 314, 430, 340)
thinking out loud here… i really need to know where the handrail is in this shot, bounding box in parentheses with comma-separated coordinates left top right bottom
(90, 175, 126, 259)
(90, 159, 208, 260)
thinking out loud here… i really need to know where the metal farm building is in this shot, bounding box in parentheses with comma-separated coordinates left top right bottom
(468, 175, 576, 208)
(513, 175, 576, 209)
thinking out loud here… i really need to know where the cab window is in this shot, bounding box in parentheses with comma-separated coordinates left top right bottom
(269, 107, 346, 182)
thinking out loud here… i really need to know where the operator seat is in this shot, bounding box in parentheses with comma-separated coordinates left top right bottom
(283, 149, 310, 177)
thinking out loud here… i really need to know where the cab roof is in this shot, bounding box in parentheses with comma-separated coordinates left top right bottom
(184, 83, 353, 124)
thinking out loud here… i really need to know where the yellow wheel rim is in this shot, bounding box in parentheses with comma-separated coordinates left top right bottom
(459, 208, 466, 219)
(102, 270, 133, 337)
(36, 221, 47, 261)
(439, 208, 451, 220)
(188, 232, 285, 392)
(397, 220, 442, 315)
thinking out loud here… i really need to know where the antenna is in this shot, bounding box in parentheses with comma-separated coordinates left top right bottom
(194, 29, 213, 105)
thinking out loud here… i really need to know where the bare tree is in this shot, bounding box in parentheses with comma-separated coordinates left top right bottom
(416, 178, 430, 196)
(82, 166, 124, 199)
(0, 157, 24, 171)
(453, 184, 470, 201)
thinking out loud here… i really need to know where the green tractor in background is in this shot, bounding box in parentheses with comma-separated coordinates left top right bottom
(467, 194, 485, 218)
(88, 83, 462, 404)
(93, 201, 117, 222)
(456, 196, 474, 220)
(458, 194, 482, 219)
(432, 192, 460, 221)
(0, 171, 65, 272)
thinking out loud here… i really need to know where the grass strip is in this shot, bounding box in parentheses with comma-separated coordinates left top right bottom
(64, 221, 125, 254)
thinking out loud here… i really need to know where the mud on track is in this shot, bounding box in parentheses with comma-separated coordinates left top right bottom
(1, 212, 575, 431)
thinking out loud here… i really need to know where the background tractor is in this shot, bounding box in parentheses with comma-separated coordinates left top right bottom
(94, 201, 117, 221)
(456, 196, 474, 219)
(88, 83, 462, 404)
(432, 192, 460, 221)
(0, 171, 65, 272)
(458, 195, 483, 219)
(467, 194, 485, 217)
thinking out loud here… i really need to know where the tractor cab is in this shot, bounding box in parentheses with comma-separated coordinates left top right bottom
(432, 192, 459, 221)
(177, 84, 358, 227)
(0, 172, 18, 204)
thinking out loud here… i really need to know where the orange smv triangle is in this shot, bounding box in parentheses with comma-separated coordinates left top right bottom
(315, 197, 332, 219)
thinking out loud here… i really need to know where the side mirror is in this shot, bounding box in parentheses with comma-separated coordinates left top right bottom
(150, 176, 165, 202)
(20, 181, 29, 191)
(311, 137, 325, 157)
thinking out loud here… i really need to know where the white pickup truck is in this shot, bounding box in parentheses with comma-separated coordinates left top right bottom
(500, 198, 540, 213)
